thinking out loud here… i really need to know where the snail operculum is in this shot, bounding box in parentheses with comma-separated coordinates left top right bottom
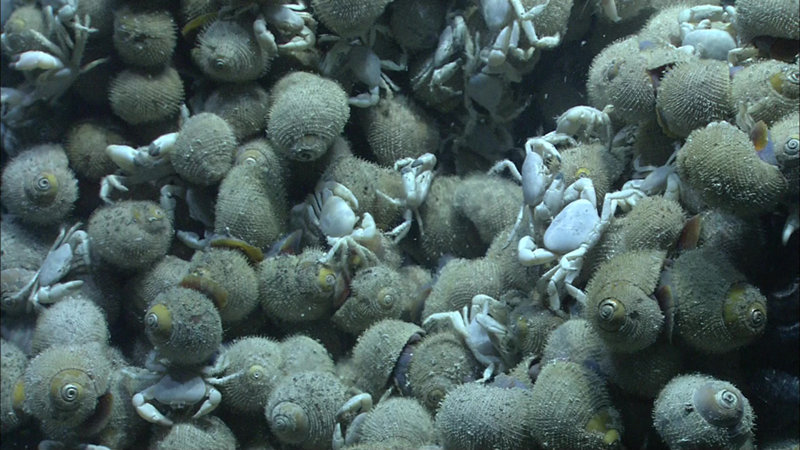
(25, 172, 59, 205)
(597, 298, 626, 331)
(693, 382, 744, 428)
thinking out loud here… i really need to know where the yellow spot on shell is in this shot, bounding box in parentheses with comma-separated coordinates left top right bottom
(145, 303, 172, 338)
(181, 272, 229, 310)
(49, 369, 88, 411)
(317, 265, 338, 293)
(12, 380, 25, 412)
(181, 11, 217, 38)
(575, 167, 592, 178)
(597, 298, 626, 331)
(585, 410, 620, 444)
(210, 238, 264, 264)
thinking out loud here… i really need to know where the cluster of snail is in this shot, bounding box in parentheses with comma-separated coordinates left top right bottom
(2, 0, 799, 448)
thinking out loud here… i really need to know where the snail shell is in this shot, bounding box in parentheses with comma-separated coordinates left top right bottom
(203, 83, 270, 141)
(731, 60, 799, 126)
(453, 173, 523, 246)
(355, 397, 434, 447)
(654, 374, 755, 449)
(506, 300, 566, 359)
(215, 140, 288, 251)
(279, 334, 335, 375)
(171, 112, 236, 186)
(619, 196, 686, 253)
(733, 0, 800, 43)
(125, 255, 190, 320)
(541, 319, 613, 378)
(530, 361, 624, 449)
(421, 257, 505, 319)
(144, 286, 222, 365)
(587, 36, 655, 125)
(21, 343, 112, 437)
(633, 118, 678, 167)
(333, 265, 410, 334)
(666, 247, 768, 353)
(1, 4, 48, 55)
(258, 249, 340, 323)
(1, 144, 78, 226)
(265, 370, 347, 449)
(32, 297, 109, 355)
(560, 142, 624, 206)
(676, 120, 788, 214)
(1, 339, 27, 433)
(88, 200, 173, 271)
(65, 120, 128, 181)
(436, 382, 536, 450)
(109, 66, 184, 125)
(216, 337, 283, 413)
(585, 249, 667, 353)
(191, 18, 273, 82)
(186, 247, 259, 324)
(113, 6, 177, 68)
(311, 0, 393, 38)
(607, 340, 683, 399)
(656, 59, 733, 137)
(1, 215, 50, 272)
(351, 319, 424, 399)
(150, 415, 238, 450)
(405, 331, 480, 411)
(268, 72, 350, 162)
(419, 175, 488, 263)
(360, 95, 440, 167)
(770, 111, 799, 196)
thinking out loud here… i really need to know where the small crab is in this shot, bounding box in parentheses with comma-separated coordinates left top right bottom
(6, 222, 89, 312)
(332, 391, 380, 450)
(478, 0, 561, 68)
(125, 350, 235, 427)
(299, 181, 381, 272)
(1, 4, 107, 125)
(678, 4, 736, 61)
(410, 13, 471, 109)
(219, 0, 316, 57)
(377, 153, 437, 243)
(423, 294, 512, 381)
(320, 26, 405, 108)
(621, 148, 682, 202)
(543, 105, 615, 150)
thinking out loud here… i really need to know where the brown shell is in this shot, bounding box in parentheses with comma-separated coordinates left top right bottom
(87, 200, 173, 271)
(203, 83, 270, 141)
(109, 66, 184, 125)
(731, 60, 799, 126)
(421, 257, 505, 319)
(171, 112, 236, 186)
(257, 249, 339, 323)
(0, 144, 78, 226)
(734, 0, 800, 42)
(268, 72, 350, 162)
(265, 371, 347, 449)
(279, 335, 335, 375)
(191, 19, 272, 82)
(144, 286, 222, 365)
(186, 247, 259, 324)
(150, 415, 237, 450)
(436, 382, 537, 450)
(125, 255, 190, 318)
(666, 247, 767, 353)
(332, 265, 411, 335)
(541, 319, 613, 377)
(529, 361, 624, 449)
(356, 397, 434, 447)
(361, 95, 440, 166)
(216, 337, 283, 413)
(1, 339, 28, 433)
(32, 298, 109, 355)
(406, 331, 480, 411)
(654, 374, 755, 449)
(453, 173, 523, 246)
(113, 6, 177, 68)
(65, 120, 128, 181)
(311, 0, 393, 37)
(657, 59, 733, 137)
(676, 120, 788, 214)
(619, 196, 686, 253)
(585, 249, 667, 353)
(351, 319, 424, 399)
(506, 301, 566, 358)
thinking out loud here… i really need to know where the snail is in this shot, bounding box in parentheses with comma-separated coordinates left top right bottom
(113, 6, 177, 68)
(109, 66, 184, 125)
(170, 112, 236, 186)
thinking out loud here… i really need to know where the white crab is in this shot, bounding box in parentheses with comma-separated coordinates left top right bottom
(423, 294, 511, 381)
(125, 351, 237, 427)
(222, 0, 316, 56)
(410, 13, 471, 107)
(6, 222, 89, 312)
(678, 4, 736, 61)
(543, 105, 615, 149)
(1, 4, 106, 125)
(377, 153, 437, 243)
(478, 0, 561, 68)
(332, 391, 380, 450)
(320, 26, 405, 108)
(621, 148, 682, 201)
(302, 181, 380, 271)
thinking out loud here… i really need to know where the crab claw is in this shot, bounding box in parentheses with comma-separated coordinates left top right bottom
(192, 386, 221, 419)
(33, 280, 84, 305)
(132, 393, 173, 426)
(106, 145, 140, 173)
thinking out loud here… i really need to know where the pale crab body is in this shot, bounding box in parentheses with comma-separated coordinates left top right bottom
(377, 153, 437, 242)
(478, 0, 560, 68)
(302, 181, 380, 271)
(544, 105, 614, 149)
(423, 294, 511, 381)
(220, 0, 316, 55)
(622, 149, 682, 201)
(678, 5, 736, 61)
(6, 222, 89, 312)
